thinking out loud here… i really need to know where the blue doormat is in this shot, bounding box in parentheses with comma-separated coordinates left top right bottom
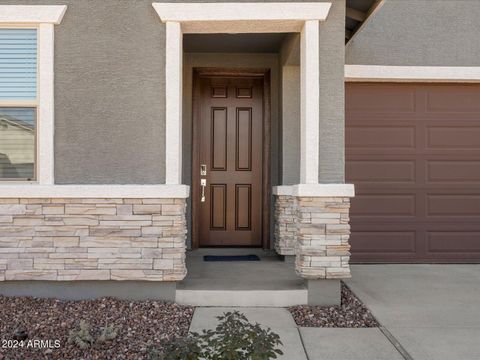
(203, 254, 260, 262)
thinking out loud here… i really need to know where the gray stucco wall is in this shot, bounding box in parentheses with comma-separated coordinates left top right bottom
(280, 66, 301, 185)
(319, 0, 345, 183)
(0, 0, 167, 184)
(346, 0, 480, 66)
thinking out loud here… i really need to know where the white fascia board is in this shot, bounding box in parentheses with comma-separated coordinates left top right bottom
(345, 65, 480, 83)
(0, 185, 190, 199)
(152, 3, 331, 23)
(0, 6, 67, 24)
(273, 184, 355, 197)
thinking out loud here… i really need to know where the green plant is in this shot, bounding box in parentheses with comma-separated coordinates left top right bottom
(68, 321, 119, 349)
(152, 311, 283, 360)
(68, 320, 94, 349)
(97, 324, 118, 343)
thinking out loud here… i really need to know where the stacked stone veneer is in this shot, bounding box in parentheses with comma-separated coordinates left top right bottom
(0, 198, 186, 282)
(274, 195, 351, 279)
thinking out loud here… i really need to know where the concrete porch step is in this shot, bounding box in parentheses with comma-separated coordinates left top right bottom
(177, 248, 307, 307)
(176, 288, 308, 307)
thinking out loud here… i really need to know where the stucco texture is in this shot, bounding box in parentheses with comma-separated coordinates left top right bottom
(346, 0, 480, 66)
(318, 0, 345, 183)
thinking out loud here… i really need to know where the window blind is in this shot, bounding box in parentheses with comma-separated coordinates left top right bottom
(0, 29, 37, 100)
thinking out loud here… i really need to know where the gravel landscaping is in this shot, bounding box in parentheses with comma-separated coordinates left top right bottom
(0, 296, 194, 360)
(289, 282, 379, 328)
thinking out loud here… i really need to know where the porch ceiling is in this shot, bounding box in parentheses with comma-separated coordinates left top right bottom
(183, 33, 290, 53)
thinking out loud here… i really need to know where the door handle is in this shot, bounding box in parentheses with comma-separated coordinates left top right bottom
(200, 179, 206, 202)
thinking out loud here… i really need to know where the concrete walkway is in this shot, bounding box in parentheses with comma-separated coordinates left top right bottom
(347, 265, 480, 360)
(190, 307, 401, 360)
(189, 265, 480, 360)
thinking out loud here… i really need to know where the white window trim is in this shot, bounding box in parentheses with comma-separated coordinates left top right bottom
(345, 65, 480, 83)
(153, 2, 331, 185)
(0, 5, 67, 24)
(0, 5, 67, 185)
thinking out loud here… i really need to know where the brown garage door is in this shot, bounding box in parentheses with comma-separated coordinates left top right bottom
(346, 83, 480, 263)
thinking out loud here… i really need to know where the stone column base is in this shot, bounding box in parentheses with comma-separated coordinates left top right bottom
(274, 193, 352, 281)
(0, 198, 187, 282)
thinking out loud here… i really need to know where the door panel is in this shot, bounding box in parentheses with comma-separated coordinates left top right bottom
(346, 83, 480, 262)
(198, 76, 263, 246)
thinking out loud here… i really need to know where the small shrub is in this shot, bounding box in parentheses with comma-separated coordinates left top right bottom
(97, 324, 118, 343)
(152, 311, 283, 360)
(68, 321, 118, 349)
(68, 320, 94, 349)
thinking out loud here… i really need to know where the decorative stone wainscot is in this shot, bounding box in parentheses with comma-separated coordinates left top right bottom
(295, 197, 351, 279)
(0, 198, 186, 282)
(274, 195, 296, 255)
(274, 191, 352, 280)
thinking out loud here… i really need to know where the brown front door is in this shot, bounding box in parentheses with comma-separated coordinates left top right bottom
(195, 75, 264, 247)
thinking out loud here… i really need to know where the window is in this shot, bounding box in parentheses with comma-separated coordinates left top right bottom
(0, 28, 37, 180)
(0, 5, 66, 184)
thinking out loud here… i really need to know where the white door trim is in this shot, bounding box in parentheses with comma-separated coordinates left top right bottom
(153, 2, 332, 185)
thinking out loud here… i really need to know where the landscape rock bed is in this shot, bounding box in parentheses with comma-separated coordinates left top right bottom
(0, 296, 194, 359)
(289, 282, 379, 328)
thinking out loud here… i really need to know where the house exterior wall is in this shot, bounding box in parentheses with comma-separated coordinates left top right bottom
(0, 0, 345, 185)
(346, 0, 480, 66)
(0, 0, 350, 295)
(0, 0, 168, 184)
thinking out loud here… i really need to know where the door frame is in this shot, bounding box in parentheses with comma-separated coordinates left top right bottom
(191, 67, 271, 249)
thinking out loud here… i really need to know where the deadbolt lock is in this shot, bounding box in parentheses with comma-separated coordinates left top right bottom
(200, 164, 207, 176)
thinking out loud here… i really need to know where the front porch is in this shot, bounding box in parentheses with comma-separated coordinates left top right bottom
(176, 249, 339, 307)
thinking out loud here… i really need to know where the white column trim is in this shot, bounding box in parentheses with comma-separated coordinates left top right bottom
(273, 184, 355, 197)
(0, 184, 190, 199)
(0, 5, 67, 24)
(300, 20, 320, 184)
(165, 21, 183, 184)
(153, 3, 332, 185)
(345, 65, 480, 83)
(38, 23, 55, 185)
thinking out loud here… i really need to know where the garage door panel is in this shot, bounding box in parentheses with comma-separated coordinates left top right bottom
(346, 83, 416, 113)
(350, 231, 417, 254)
(427, 160, 480, 183)
(427, 126, 480, 150)
(347, 83, 480, 263)
(427, 231, 480, 254)
(351, 194, 416, 218)
(426, 87, 480, 113)
(426, 194, 480, 218)
(346, 126, 415, 149)
(346, 160, 416, 184)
